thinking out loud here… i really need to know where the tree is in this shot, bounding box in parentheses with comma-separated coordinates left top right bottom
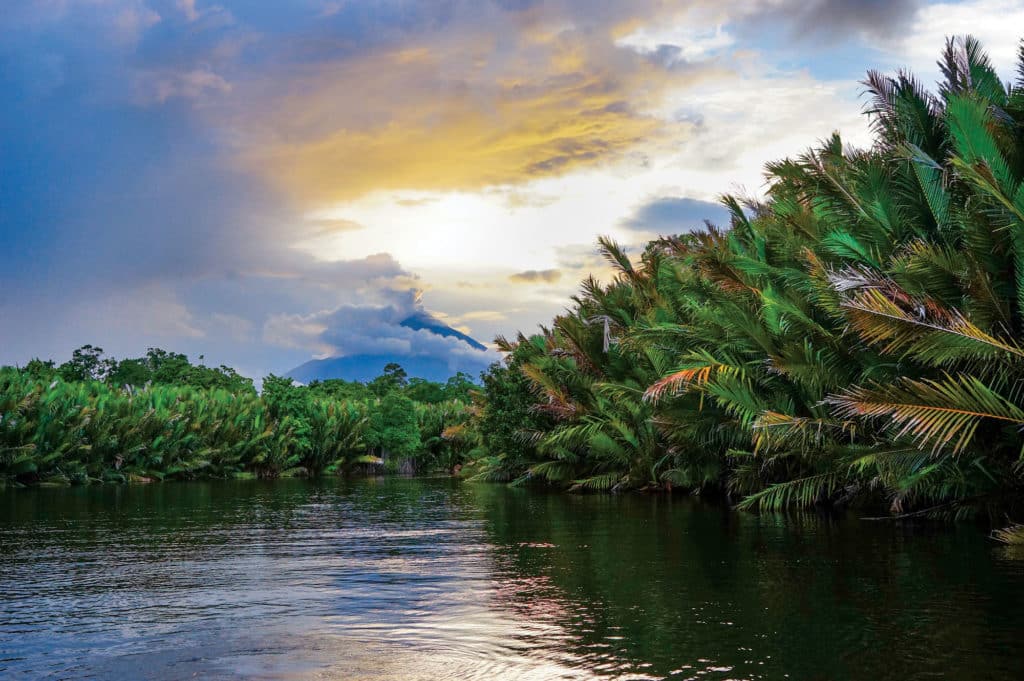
(366, 393, 421, 460)
(464, 36, 1024, 520)
(368, 362, 409, 397)
(22, 358, 56, 381)
(443, 372, 476, 402)
(260, 374, 313, 463)
(107, 358, 152, 387)
(307, 378, 373, 402)
(469, 352, 552, 482)
(405, 377, 446, 404)
(145, 348, 193, 384)
(58, 345, 111, 382)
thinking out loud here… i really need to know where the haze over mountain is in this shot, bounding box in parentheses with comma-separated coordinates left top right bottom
(286, 311, 492, 383)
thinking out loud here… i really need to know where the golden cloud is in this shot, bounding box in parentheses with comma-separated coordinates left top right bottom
(231, 17, 721, 206)
(458, 309, 508, 321)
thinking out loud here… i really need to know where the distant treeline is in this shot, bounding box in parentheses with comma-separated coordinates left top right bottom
(1, 346, 476, 486)
(459, 37, 1024, 530)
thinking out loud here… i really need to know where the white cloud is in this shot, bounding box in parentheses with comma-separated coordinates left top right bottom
(263, 287, 500, 367)
(883, 0, 1024, 83)
(617, 7, 735, 63)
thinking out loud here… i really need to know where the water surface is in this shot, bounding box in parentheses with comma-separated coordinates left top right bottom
(2, 478, 1022, 679)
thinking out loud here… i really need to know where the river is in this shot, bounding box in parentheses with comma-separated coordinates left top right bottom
(2, 477, 1022, 679)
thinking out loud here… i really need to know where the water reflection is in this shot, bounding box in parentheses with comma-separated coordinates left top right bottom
(2, 478, 1023, 680)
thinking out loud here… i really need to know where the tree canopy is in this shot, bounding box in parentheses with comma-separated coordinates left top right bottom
(463, 36, 1024, 522)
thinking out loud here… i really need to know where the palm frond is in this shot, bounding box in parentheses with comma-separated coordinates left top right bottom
(828, 375, 1024, 454)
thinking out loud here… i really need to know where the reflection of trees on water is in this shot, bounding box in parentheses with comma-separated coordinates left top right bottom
(4, 478, 1024, 680)
(467, 483, 1024, 681)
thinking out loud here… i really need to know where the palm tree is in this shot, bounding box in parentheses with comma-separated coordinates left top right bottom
(470, 36, 1024, 522)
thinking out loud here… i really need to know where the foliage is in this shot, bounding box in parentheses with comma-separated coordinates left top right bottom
(1, 355, 476, 485)
(466, 352, 554, 482)
(415, 398, 475, 472)
(366, 393, 422, 462)
(992, 523, 1024, 545)
(58, 345, 110, 382)
(1, 369, 278, 484)
(51, 345, 257, 393)
(464, 36, 1024, 521)
(368, 362, 409, 397)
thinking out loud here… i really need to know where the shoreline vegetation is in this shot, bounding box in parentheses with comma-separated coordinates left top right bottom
(5, 37, 1024, 535)
(0, 349, 476, 485)
(463, 36, 1024, 533)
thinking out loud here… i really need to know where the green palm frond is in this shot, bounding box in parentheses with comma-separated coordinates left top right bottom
(736, 471, 846, 512)
(571, 472, 623, 491)
(828, 375, 1024, 455)
(752, 411, 857, 454)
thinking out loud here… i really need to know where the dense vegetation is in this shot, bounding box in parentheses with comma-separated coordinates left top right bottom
(464, 37, 1024, 522)
(0, 347, 474, 486)
(8, 37, 1024, 528)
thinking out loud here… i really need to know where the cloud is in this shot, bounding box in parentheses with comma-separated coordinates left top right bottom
(623, 196, 730, 233)
(178, 252, 416, 351)
(221, 2, 729, 206)
(263, 252, 411, 289)
(302, 218, 368, 236)
(395, 196, 438, 207)
(498, 189, 559, 210)
(777, 0, 920, 43)
(69, 284, 206, 345)
(263, 287, 497, 366)
(0, 0, 942, 379)
(509, 269, 562, 284)
(616, 16, 736, 62)
(263, 313, 332, 356)
(208, 312, 255, 342)
(458, 310, 508, 322)
(236, 60, 680, 204)
(886, 1, 1024, 82)
(137, 67, 232, 104)
(114, 3, 162, 43)
(6, 0, 165, 45)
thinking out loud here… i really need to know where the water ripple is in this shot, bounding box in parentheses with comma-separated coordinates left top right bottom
(2, 478, 1023, 680)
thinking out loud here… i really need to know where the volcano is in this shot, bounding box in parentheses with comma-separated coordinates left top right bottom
(286, 311, 492, 383)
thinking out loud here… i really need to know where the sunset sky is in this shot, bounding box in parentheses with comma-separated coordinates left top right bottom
(3, 0, 1024, 378)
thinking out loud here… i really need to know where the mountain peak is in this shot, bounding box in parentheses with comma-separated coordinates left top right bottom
(399, 312, 488, 351)
(286, 313, 490, 383)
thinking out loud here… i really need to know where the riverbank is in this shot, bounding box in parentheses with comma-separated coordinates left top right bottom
(0, 365, 472, 486)
(456, 38, 1024, 524)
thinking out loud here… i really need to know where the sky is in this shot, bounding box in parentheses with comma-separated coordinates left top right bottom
(3, 0, 1024, 379)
